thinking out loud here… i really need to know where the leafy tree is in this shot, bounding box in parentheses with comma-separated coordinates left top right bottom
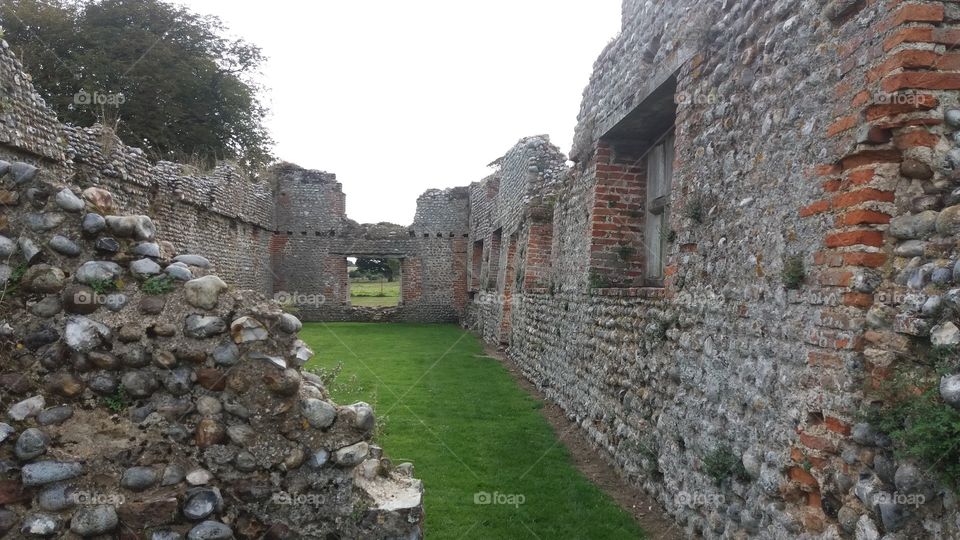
(0, 0, 273, 169)
(356, 258, 401, 282)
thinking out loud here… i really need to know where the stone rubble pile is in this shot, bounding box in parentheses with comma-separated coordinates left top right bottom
(0, 160, 423, 538)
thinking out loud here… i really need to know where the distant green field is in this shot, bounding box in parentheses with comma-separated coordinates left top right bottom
(350, 280, 400, 307)
(302, 323, 646, 539)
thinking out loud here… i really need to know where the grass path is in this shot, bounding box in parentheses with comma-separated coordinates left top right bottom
(301, 323, 645, 539)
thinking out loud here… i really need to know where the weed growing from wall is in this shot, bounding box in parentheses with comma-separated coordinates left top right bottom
(702, 445, 749, 484)
(863, 346, 960, 490)
(781, 255, 805, 289)
(142, 275, 174, 295)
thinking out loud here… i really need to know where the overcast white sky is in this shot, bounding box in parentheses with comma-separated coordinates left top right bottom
(177, 0, 622, 224)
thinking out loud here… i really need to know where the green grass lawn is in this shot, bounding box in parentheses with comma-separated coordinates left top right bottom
(349, 280, 400, 307)
(302, 323, 645, 539)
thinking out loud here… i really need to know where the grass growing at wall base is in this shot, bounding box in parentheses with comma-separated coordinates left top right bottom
(302, 323, 646, 539)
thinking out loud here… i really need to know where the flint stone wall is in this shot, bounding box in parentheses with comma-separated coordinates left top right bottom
(0, 37, 423, 539)
(467, 0, 960, 538)
(269, 165, 469, 322)
(0, 37, 470, 324)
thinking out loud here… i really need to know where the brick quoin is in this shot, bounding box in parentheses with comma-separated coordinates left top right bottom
(882, 72, 960, 92)
(824, 230, 885, 248)
(894, 129, 939, 149)
(831, 188, 895, 208)
(826, 115, 858, 137)
(835, 210, 891, 226)
(799, 200, 830, 217)
(865, 94, 938, 121)
(843, 252, 887, 268)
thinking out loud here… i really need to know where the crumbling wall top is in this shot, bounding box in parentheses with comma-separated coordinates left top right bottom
(0, 41, 66, 161)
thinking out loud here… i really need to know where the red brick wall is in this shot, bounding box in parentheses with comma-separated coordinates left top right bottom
(470, 240, 483, 291)
(401, 257, 423, 304)
(523, 222, 553, 289)
(589, 140, 648, 287)
(499, 234, 519, 342)
(792, 0, 959, 518)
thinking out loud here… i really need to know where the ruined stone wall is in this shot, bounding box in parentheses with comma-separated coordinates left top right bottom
(0, 40, 423, 536)
(61, 124, 276, 293)
(268, 165, 470, 322)
(0, 41, 64, 163)
(468, 0, 960, 538)
(0, 37, 471, 325)
(463, 136, 567, 343)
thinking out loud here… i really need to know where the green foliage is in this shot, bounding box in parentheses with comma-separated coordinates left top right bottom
(9, 263, 26, 284)
(661, 227, 676, 244)
(1, 262, 28, 299)
(1, 0, 273, 169)
(141, 275, 174, 295)
(88, 279, 117, 295)
(864, 348, 960, 489)
(354, 258, 400, 282)
(781, 255, 805, 290)
(682, 195, 705, 224)
(616, 244, 635, 261)
(103, 385, 128, 412)
(588, 272, 611, 289)
(928, 346, 960, 375)
(702, 445, 749, 484)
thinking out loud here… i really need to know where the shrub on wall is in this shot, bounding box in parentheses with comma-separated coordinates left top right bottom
(864, 347, 960, 490)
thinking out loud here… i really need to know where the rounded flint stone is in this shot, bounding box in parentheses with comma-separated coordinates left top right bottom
(212, 341, 239, 366)
(185, 315, 227, 338)
(187, 521, 233, 540)
(121, 466, 159, 491)
(130, 258, 162, 277)
(10, 162, 39, 184)
(20, 513, 59, 536)
(54, 188, 84, 212)
(15, 427, 50, 460)
(49, 235, 81, 257)
(105, 215, 156, 241)
(38, 483, 77, 512)
(24, 212, 64, 232)
(152, 531, 184, 540)
(301, 398, 336, 429)
(95, 237, 120, 253)
(75, 261, 122, 284)
(19, 237, 42, 265)
(279, 313, 302, 334)
(166, 264, 193, 281)
(946, 108, 960, 129)
(21, 461, 84, 486)
(333, 442, 369, 467)
(0, 235, 16, 258)
(37, 405, 74, 426)
(308, 449, 330, 469)
(133, 242, 161, 258)
(82, 213, 107, 235)
(941, 374, 960, 408)
(183, 488, 222, 521)
(184, 276, 228, 310)
(174, 254, 211, 268)
(70, 505, 118, 536)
